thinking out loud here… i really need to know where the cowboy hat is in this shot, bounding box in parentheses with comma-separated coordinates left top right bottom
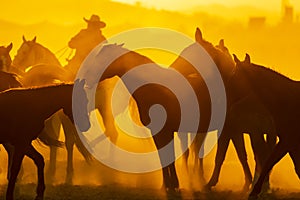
(83, 14, 106, 28)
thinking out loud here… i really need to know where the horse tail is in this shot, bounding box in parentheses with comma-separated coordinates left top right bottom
(38, 130, 64, 147)
(73, 130, 94, 164)
(57, 110, 94, 164)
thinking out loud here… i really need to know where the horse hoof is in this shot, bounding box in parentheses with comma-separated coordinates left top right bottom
(248, 192, 259, 200)
(203, 184, 212, 192)
(35, 196, 44, 200)
(241, 184, 251, 193)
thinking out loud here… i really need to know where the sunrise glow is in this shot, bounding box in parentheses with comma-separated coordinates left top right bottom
(1, 0, 300, 199)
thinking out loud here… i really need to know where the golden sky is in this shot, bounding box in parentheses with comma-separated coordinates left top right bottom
(0, 0, 299, 25)
(114, 0, 300, 11)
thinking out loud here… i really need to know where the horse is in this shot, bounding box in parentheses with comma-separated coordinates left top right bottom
(0, 69, 63, 183)
(0, 69, 23, 180)
(170, 29, 276, 191)
(77, 28, 234, 189)
(206, 39, 276, 191)
(11, 36, 124, 184)
(0, 43, 13, 72)
(232, 54, 300, 198)
(0, 79, 90, 200)
(0, 40, 76, 183)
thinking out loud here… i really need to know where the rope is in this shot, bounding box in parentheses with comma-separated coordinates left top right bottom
(66, 49, 75, 61)
(54, 46, 68, 59)
(55, 46, 68, 55)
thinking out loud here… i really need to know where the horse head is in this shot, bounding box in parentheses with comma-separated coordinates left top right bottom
(229, 53, 255, 99)
(171, 28, 235, 84)
(13, 36, 61, 72)
(194, 28, 235, 82)
(0, 43, 13, 72)
(72, 79, 91, 132)
(78, 43, 132, 87)
(12, 36, 38, 72)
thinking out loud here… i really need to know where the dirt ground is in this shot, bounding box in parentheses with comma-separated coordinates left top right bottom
(1, 137, 300, 200)
(1, 184, 300, 200)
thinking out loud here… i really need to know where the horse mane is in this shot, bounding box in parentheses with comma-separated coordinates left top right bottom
(249, 62, 295, 82)
(33, 42, 61, 67)
(100, 43, 153, 62)
(0, 82, 74, 93)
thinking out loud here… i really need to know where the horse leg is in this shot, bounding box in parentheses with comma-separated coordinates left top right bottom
(60, 113, 75, 185)
(3, 143, 24, 182)
(178, 132, 189, 175)
(65, 135, 74, 185)
(205, 131, 230, 189)
(249, 133, 271, 191)
(192, 133, 206, 186)
(6, 146, 25, 200)
(25, 144, 45, 200)
(231, 134, 252, 192)
(102, 112, 119, 159)
(3, 143, 14, 181)
(153, 130, 179, 191)
(44, 114, 61, 184)
(289, 147, 300, 179)
(249, 141, 288, 197)
(47, 145, 57, 183)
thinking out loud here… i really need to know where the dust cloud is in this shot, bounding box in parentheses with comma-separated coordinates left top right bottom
(1, 0, 300, 199)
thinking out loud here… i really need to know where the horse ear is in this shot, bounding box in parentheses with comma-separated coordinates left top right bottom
(80, 79, 86, 86)
(22, 35, 27, 42)
(74, 79, 80, 85)
(32, 36, 37, 43)
(219, 39, 225, 48)
(6, 43, 13, 52)
(75, 79, 86, 88)
(195, 27, 203, 43)
(244, 53, 251, 64)
(233, 54, 240, 63)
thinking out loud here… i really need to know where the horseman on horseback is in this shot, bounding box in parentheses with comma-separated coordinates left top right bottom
(65, 14, 107, 77)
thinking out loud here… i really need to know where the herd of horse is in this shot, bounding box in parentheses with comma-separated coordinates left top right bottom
(0, 27, 298, 199)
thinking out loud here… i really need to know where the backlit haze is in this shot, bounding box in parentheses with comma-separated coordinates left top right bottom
(1, 0, 300, 193)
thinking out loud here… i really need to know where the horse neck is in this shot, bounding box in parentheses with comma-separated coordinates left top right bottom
(30, 85, 72, 119)
(34, 44, 61, 66)
(100, 51, 154, 81)
(171, 43, 235, 80)
(244, 64, 300, 111)
(0, 54, 12, 72)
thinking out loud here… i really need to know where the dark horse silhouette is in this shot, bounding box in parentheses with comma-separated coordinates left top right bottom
(0, 79, 90, 200)
(0, 43, 13, 72)
(205, 40, 276, 191)
(11, 36, 118, 184)
(233, 54, 300, 198)
(77, 29, 229, 190)
(9, 37, 93, 184)
(170, 29, 276, 191)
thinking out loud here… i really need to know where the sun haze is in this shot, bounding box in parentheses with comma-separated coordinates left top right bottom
(1, 0, 300, 195)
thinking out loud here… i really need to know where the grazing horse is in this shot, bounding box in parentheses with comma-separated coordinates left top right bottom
(170, 29, 276, 191)
(0, 79, 90, 200)
(232, 54, 300, 198)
